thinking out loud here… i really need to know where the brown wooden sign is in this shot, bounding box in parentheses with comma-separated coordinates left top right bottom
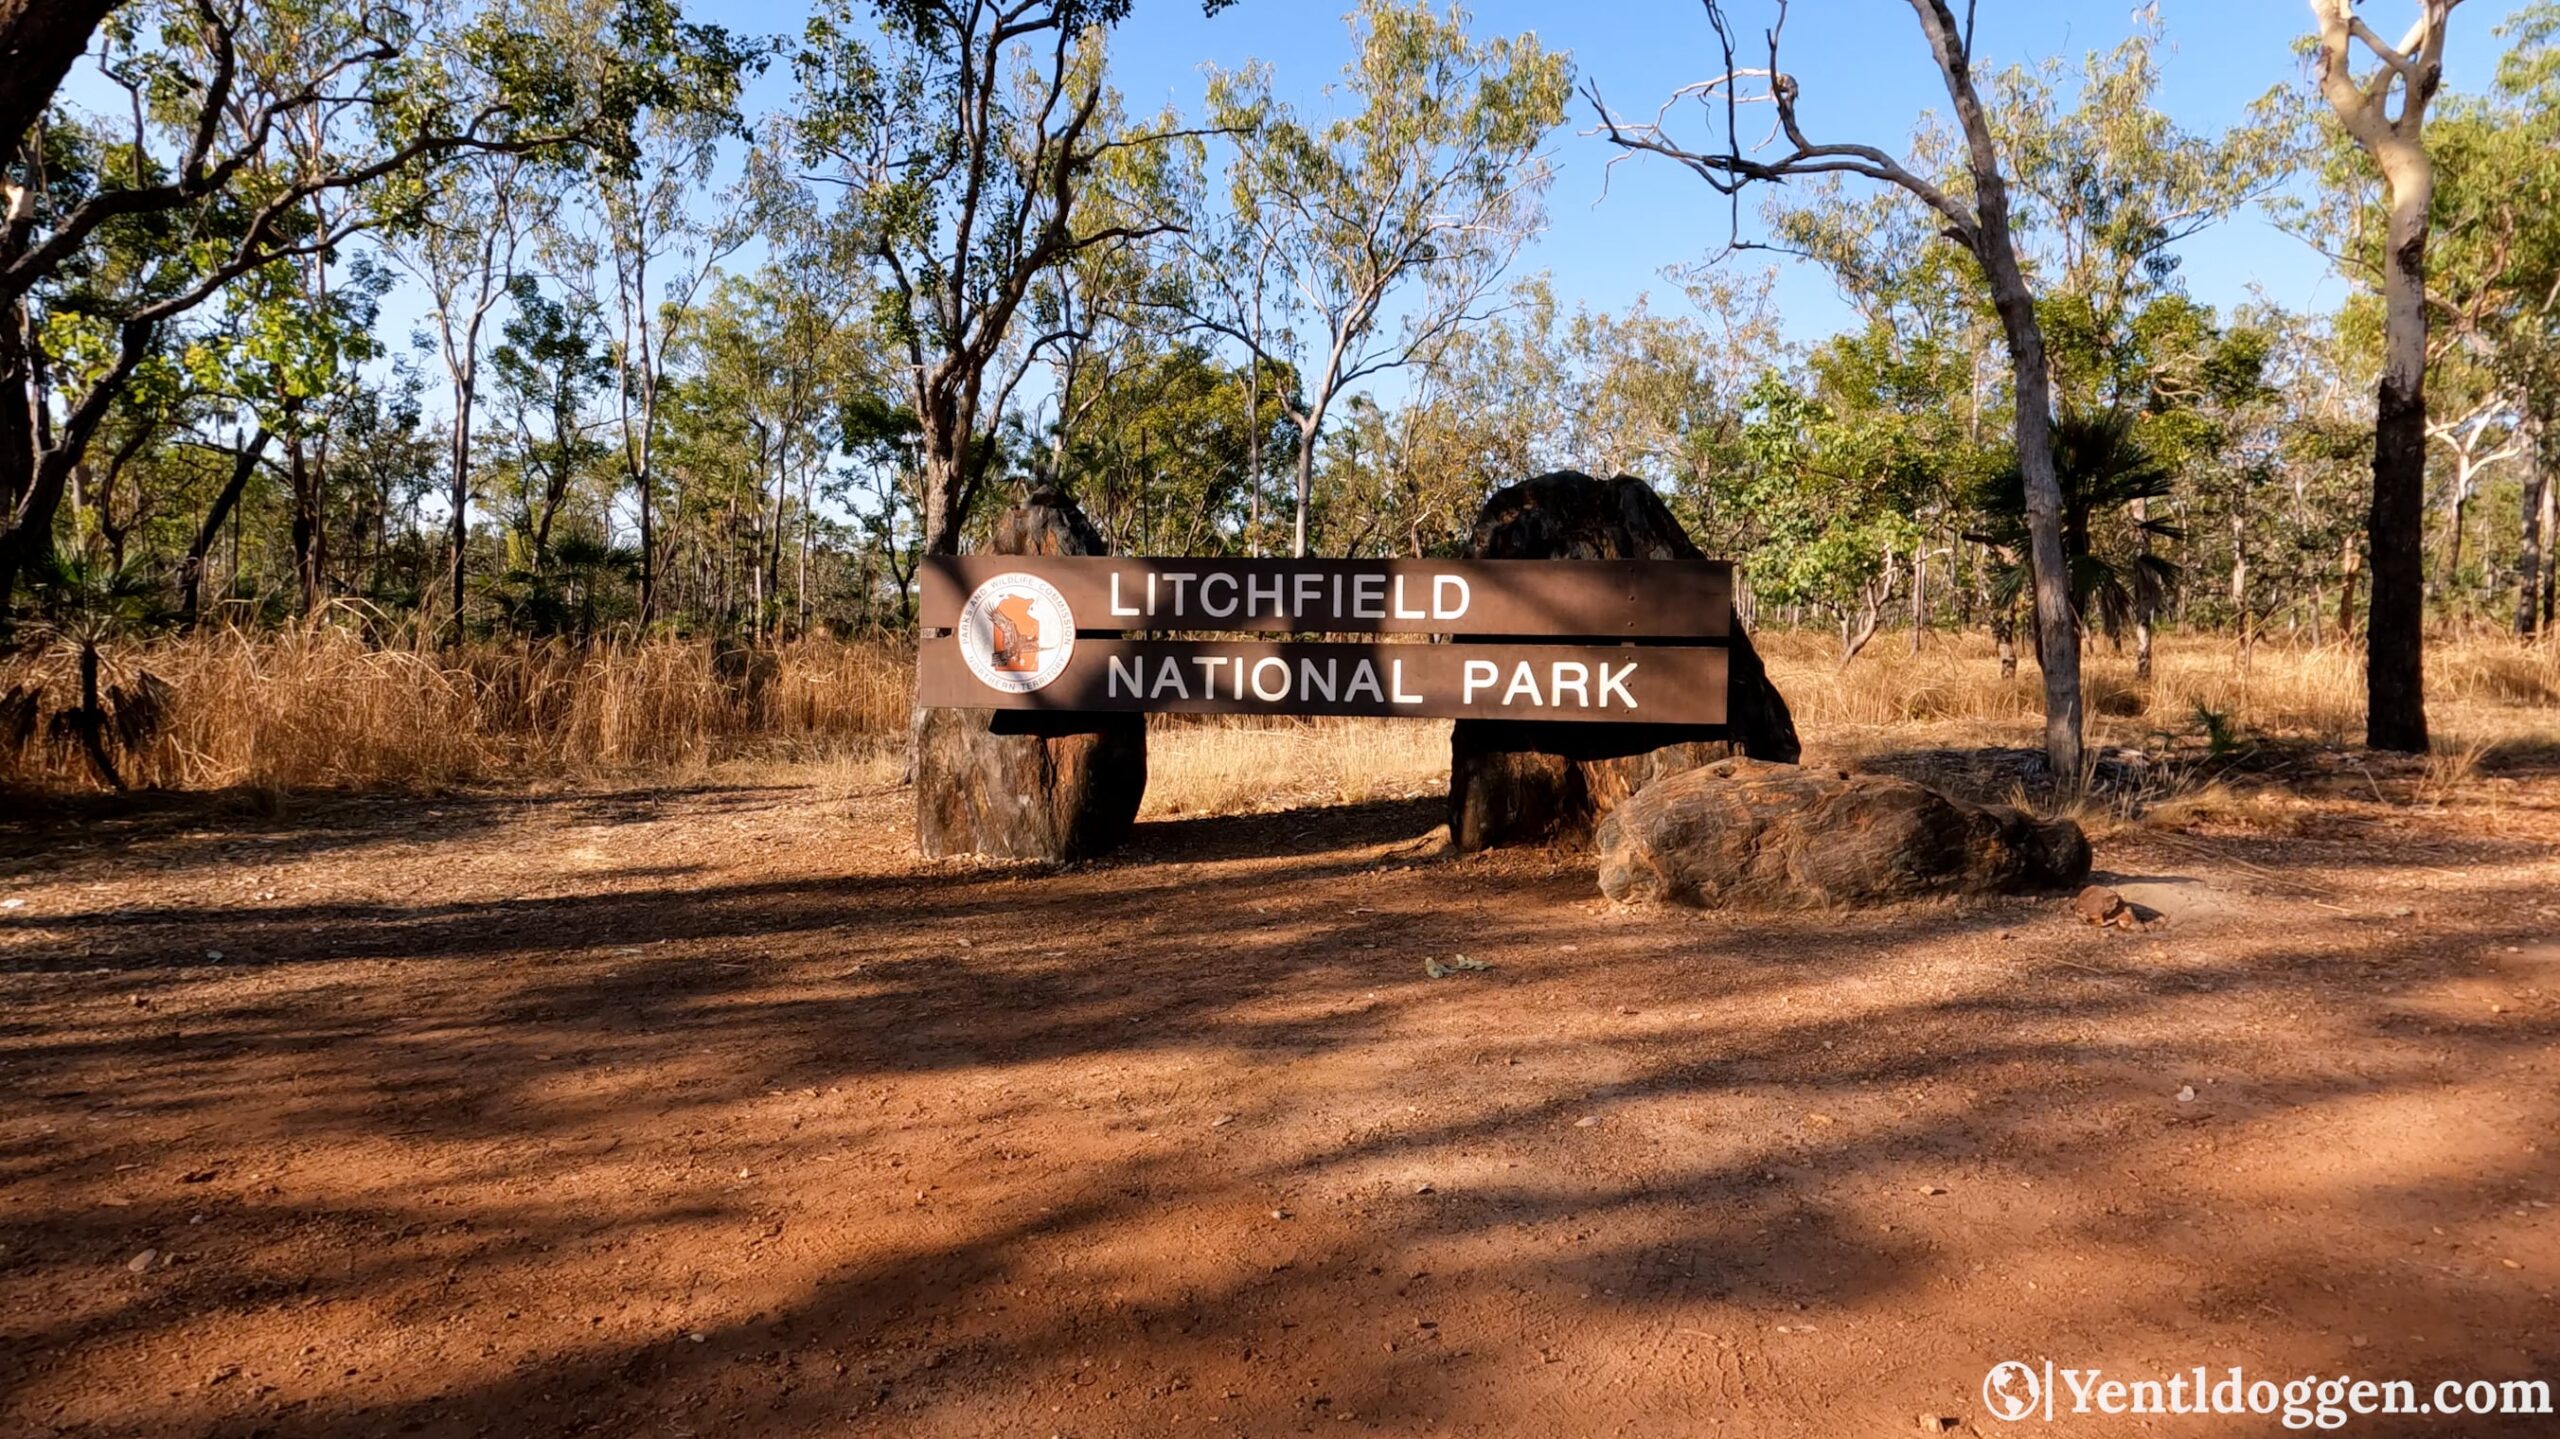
(920, 555, 1730, 638)
(917, 554, 1732, 726)
(918, 639, 1729, 724)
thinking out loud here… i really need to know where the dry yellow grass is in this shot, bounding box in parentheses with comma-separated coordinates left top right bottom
(4, 623, 2552, 814)
(0, 622, 910, 795)
(1140, 716, 1450, 819)
(1755, 628, 2558, 750)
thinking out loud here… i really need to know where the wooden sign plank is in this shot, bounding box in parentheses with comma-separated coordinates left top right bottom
(919, 555, 1730, 639)
(917, 638, 1730, 725)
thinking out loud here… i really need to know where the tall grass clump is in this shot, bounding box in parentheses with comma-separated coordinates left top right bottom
(0, 619, 916, 795)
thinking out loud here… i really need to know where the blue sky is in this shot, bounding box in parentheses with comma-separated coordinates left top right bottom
(703, 0, 2525, 350)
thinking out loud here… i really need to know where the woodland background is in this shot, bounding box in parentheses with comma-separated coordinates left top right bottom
(2, 0, 2555, 795)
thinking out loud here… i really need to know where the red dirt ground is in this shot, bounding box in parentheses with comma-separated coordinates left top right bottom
(3, 754, 2558, 1437)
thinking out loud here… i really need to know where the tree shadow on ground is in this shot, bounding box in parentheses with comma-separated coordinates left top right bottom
(2, 779, 2557, 1436)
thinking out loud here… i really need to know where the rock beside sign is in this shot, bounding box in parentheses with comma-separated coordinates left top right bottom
(1595, 758, 2092, 908)
(1448, 471, 1800, 851)
(913, 489, 1145, 862)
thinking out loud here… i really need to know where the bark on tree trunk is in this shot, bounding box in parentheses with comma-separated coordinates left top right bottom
(2309, 0, 2447, 748)
(1913, 0, 2083, 780)
(2542, 468, 2557, 630)
(1291, 417, 1318, 559)
(2133, 495, 2154, 680)
(448, 381, 473, 643)
(289, 435, 327, 617)
(181, 427, 270, 628)
(0, 0, 117, 167)
(2519, 432, 2544, 637)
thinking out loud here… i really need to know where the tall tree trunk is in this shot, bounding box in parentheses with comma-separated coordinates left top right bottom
(0, 291, 41, 626)
(1982, 270, 2081, 777)
(1291, 416, 1318, 559)
(2542, 468, 2557, 630)
(448, 381, 472, 643)
(1911, 0, 2082, 779)
(2311, 0, 2445, 751)
(2518, 431, 2544, 636)
(2367, 167, 2432, 748)
(0, 0, 118, 167)
(2444, 458, 2472, 603)
(2133, 495, 2154, 680)
(289, 434, 326, 616)
(180, 426, 271, 628)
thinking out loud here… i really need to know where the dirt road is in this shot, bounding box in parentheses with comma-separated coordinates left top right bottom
(4, 758, 2557, 1436)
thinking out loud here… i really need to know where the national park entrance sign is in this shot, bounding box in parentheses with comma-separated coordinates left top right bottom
(916, 556, 1733, 725)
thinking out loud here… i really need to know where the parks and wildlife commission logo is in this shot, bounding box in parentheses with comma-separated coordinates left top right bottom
(958, 572, 1075, 694)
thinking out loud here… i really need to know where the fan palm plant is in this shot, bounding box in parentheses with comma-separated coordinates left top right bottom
(24, 552, 167, 790)
(1968, 408, 2183, 643)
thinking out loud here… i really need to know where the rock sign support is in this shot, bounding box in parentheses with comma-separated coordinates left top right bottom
(1448, 472, 1801, 852)
(914, 489, 1146, 861)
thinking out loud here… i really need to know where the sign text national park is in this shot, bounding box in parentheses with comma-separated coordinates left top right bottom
(915, 555, 1734, 725)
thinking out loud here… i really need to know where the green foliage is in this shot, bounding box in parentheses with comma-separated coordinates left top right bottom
(1970, 409, 2183, 640)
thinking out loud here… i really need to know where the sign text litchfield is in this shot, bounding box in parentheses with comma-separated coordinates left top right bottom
(915, 555, 1733, 726)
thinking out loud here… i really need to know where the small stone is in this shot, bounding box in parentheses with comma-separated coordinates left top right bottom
(1210, 1114, 1237, 1128)
(1413, 1183, 1435, 1195)
(1920, 1415, 1954, 1433)
(1573, 1116, 1599, 1129)
(2075, 885, 2128, 926)
(2176, 1085, 2197, 1104)
(1269, 1209, 1290, 1221)
(125, 1249, 158, 1273)
(687, 1332, 707, 1343)
(1917, 1185, 1946, 1196)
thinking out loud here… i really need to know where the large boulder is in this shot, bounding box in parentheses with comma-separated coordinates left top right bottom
(1596, 758, 2090, 908)
(1449, 471, 1799, 852)
(913, 489, 1146, 861)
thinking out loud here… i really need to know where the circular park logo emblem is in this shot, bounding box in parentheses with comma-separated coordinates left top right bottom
(958, 572, 1076, 694)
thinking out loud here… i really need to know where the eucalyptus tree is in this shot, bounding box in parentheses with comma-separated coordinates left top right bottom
(1202, 0, 1570, 557)
(786, 0, 1188, 560)
(1993, 30, 2288, 413)
(661, 265, 872, 637)
(2307, 0, 2465, 751)
(562, 4, 764, 626)
(0, 0, 727, 627)
(488, 274, 613, 582)
(1591, 0, 2088, 778)
(390, 146, 550, 637)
